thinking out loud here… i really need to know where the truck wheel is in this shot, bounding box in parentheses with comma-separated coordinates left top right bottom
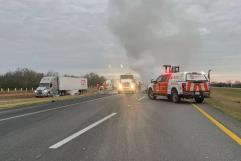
(148, 89, 156, 100)
(167, 95, 172, 101)
(194, 97, 204, 103)
(171, 89, 180, 103)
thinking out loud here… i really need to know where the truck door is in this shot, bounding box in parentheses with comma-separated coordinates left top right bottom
(51, 77, 58, 95)
(159, 75, 171, 95)
(154, 76, 163, 94)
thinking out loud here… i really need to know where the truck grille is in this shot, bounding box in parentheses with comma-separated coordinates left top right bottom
(123, 82, 130, 87)
(37, 90, 42, 95)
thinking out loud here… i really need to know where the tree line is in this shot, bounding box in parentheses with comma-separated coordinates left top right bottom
(0, 68, 106, 89)
(211, 81, 241, 88)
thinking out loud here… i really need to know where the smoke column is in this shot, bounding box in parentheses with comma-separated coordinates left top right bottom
(108, 0, 201, 82)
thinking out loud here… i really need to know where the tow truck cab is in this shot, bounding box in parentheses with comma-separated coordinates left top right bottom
(148, 67, 210, 103)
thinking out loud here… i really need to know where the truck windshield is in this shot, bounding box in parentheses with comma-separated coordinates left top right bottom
(186, 73, 207, 81)
(120, 75, 134, 79)
(39, 83, 50, 88)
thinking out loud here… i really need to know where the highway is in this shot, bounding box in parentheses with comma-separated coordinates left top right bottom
(0, 93, 241, 161)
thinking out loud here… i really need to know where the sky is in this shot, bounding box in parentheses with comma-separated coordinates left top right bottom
(0, 0, 241, 82)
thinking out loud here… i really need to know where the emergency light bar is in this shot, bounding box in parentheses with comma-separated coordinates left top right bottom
(163, 65, 180, 73)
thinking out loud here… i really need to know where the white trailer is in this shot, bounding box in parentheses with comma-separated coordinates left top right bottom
(58, 77, 88, 95)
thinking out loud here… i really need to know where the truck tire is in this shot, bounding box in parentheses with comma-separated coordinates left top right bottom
(171, 89, 180, 103)
(167, 95, 172, 101)
(148, 88, 156, 100)
(194, 97, 204, 103)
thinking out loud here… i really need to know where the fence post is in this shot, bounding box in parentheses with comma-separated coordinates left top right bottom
(32, 88, 34, 91)
(20, 88, 22, 91)
(7, 88, 9, 92)
(26, 88, 27, 91)
(15, 88, 17, 91)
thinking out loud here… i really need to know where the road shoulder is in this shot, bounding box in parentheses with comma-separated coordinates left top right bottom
(196, 103, 241, 142)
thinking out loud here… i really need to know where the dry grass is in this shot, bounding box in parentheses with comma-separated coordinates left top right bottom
(205, 87, 241, 121)
(0, 88, 98, 110)
(0, 92, 35, 99)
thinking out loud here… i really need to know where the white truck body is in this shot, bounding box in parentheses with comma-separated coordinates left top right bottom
(59, 77, 87, 91)
(35, 76, 88, 97)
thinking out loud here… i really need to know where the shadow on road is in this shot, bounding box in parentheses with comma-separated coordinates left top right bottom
(154, 98, 192, 104)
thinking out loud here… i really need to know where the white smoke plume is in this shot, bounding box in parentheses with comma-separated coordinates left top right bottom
(108, 0, 201, 82)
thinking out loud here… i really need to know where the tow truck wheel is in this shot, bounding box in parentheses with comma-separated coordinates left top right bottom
(194, 97, 204, 103)
(171, 89, 180, 103)
(167, 95, 172, 101)
(148, 88, 156, 100)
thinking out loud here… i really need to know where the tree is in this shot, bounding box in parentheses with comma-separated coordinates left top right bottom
(84, 73, 106, 87)
(45, 70, 59, 77)
(0, 68, 44, 89)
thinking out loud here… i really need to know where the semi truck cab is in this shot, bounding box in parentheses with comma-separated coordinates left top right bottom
(118, 74, 136, 94)
(35, 77, 58, 97)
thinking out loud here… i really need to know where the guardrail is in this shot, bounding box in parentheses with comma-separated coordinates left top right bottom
(0, 88, 35, 93)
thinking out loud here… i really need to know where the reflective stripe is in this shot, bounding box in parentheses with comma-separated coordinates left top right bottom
(193, 83, 202, 92)
(187, 81, 192, 92)
(204, 83, 208, 91)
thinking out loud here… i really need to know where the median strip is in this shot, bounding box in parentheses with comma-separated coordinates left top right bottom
(49, 113, 117, 149)
(192, 104, 241, 146)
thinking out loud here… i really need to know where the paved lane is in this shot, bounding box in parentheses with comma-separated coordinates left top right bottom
(0, 94, 240, 161)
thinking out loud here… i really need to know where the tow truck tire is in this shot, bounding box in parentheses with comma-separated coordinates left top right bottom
(167, 95, 172, 101)
(171, 89, 180, 103)
(194, 97, 204, 103)
(148, 88, 156, 100)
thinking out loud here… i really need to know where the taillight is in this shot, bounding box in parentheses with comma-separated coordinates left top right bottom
(182, 83, 186, 91)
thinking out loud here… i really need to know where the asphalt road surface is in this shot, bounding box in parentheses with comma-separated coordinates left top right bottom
(0, 93, 241, 161)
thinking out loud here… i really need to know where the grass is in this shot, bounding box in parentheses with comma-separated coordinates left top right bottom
(0, 88, 98, 110)
(205, 87, 241, 121)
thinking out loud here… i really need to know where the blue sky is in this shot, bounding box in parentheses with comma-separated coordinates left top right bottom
(0, 0, 241, 82)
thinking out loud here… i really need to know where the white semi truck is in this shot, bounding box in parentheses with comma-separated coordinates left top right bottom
(35, 76, 88, 97)
(117, 74, 137, 94)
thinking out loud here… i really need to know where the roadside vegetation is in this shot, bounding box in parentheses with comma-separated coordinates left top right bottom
(205, 87, 241, 121)
(0, 68, 106, 110)
(0, 68, 106, 89)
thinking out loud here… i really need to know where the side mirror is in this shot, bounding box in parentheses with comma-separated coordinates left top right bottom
(151, 79, 157, 84)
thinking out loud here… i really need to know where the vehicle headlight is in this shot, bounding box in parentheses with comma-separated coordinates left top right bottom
(118, 84, 122, 89)
(34, 90, 37, 93)
(131, 84, 135, 89)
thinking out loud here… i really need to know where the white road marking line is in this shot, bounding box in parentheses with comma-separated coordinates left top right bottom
(0, 104, 46, 115)
(49, 113, 117, 149)
(138, 96, 145, 101)
(0, 96, 114, 122)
